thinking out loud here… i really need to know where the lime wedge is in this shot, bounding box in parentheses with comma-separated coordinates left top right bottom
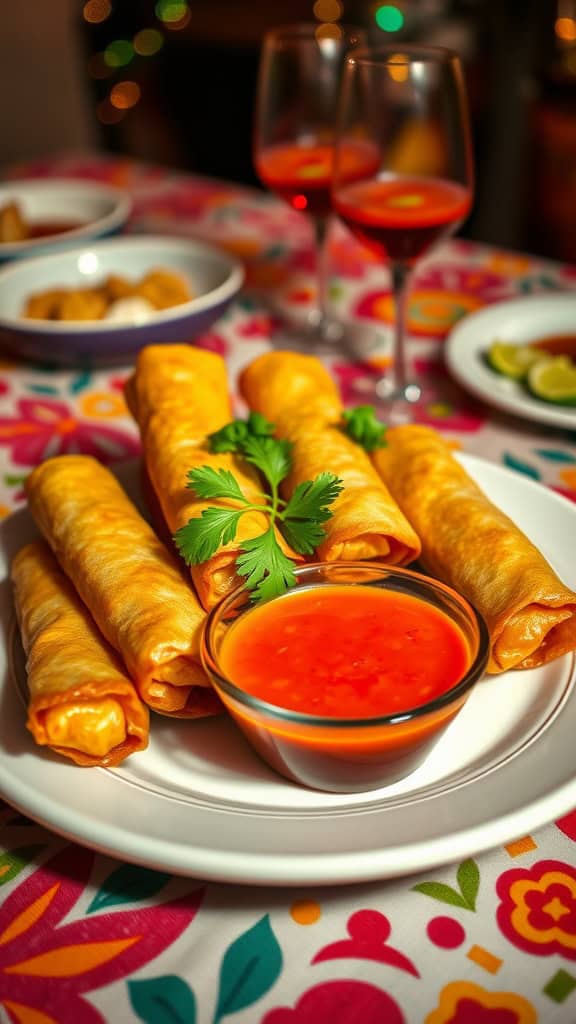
(486, 341, 549, 380)
(526, 356, 576, 406)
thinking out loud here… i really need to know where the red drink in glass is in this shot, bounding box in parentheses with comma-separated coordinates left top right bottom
(334, 175, 473, 265)
(257, 140, 380, 218)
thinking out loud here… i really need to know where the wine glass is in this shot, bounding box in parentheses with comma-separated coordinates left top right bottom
(253, 22, 369, 347)
(332, 45, 474, 419)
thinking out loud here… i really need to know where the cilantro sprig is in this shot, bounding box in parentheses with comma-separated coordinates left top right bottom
(174, 414, 343, 601)
(342, 405, 387, 452)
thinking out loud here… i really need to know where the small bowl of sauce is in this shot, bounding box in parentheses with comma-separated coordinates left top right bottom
(201, 563, 490, 792)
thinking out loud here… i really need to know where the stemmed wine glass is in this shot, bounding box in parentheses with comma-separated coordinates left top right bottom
(332, 45, 474, 419)
(253, 22, 370, 346)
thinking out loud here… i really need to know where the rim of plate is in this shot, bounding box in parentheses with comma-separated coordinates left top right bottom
(445, 293, 576, 430)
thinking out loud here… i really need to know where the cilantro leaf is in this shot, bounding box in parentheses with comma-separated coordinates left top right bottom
(236, 527, 297, 601)
(241, 435, 292, 490)
(282, 472, 343, 522)
(208, 420, 250, 453)
(174, 507, 243, 564)
(342, 405, 387, 452)
(279, 517, 327, 555)
(186, 466, 249, 503)
(208, 412, 276, 453)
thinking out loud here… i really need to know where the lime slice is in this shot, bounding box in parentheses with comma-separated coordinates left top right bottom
(526, 356, 576, 406)
(486, 341, 549, 380)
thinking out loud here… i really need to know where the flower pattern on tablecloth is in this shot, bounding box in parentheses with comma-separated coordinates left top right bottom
(496, 860, 576, 958)
(425, 981, 537, 1024)
(0, 844, 204, 1024)
(0, 397, 140, 467)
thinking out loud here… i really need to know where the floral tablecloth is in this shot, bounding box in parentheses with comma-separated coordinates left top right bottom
(0, 153, 575, 1024)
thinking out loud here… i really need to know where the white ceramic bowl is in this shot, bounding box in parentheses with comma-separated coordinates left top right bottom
(0, 178, 132, 261)
(0, 235, 245, 365)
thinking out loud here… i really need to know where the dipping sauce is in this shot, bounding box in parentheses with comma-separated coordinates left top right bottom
(529, 335, 576, 359)
(219, 584, 471, 719)
(202, 563, 489, 792)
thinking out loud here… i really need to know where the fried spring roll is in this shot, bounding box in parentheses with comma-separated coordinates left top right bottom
(240, 351, 421, 565)
(11, 541, 149, 766)
(373, 425, 576, 673)
(126, 344, 299, 609)
(25, 455, 221, 717)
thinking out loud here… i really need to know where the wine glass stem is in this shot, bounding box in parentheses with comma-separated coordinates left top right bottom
(390, 261, 412, 396)
(313, 215, 330, 330)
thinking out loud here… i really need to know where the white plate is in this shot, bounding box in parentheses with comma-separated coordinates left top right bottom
(0, 456, 574, 886)
(445, 294, 576, 430)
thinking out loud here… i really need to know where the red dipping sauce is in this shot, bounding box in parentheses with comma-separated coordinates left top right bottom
(220, 585, 470, 718)
(202, 564, 489, 792)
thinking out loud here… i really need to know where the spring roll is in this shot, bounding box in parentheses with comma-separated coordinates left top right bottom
(126, 344, 299, 609)
(373, 424, 576, 673)
(25, 454, 222, 717)
(240, 351, 421, 565)
(11, 540, 149, 766)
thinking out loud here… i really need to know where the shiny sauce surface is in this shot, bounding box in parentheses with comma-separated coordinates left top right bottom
(220, 585, 470, 718)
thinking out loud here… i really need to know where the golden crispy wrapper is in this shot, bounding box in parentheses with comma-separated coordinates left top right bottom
(126, 344, 299, 609)
(25, 455, 221, 717)
(373, 425, 576, 673)
(240, 351, 421, 565)
(11, 540, 149, 766)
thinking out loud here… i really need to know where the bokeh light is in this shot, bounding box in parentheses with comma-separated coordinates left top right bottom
(375, 4, 404, 32)
(97, 99, 126, 125)
(104, 39, 135, 68)
(110, 80, 141, 110)
(313, 0, 343, 22)
(83, 0, 111, 23)
(155, 0, 189, 23)
(88, 52, 114, 79)
(387, 53, 409, 82)
(556, 16, 576, 41)
(315, 22, 343, 41)
(134, 28, 164, 56)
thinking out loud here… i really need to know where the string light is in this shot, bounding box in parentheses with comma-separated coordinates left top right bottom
(387, 53, 410, 82)
(155, 0, 189, 23)
(313, 0, 343, 21)
(97, 99, 126, 125)
(83, 0, 111, 24)
(88, 53, 114, 79)
(110, 80, 141, 110)
(133, 29, 164, 56)
(104, 39, 135, 68)
(374, 4, 405, 32)
(556, 16, 576, 41)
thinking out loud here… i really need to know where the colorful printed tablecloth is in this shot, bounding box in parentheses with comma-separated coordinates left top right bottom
(0, 153, 575, 1024)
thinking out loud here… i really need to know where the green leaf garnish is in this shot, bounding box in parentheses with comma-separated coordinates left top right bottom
(174, 414, 343, 599)
(174, 507, 244, 564)
(342, 405, 387, 452)
(208, 411, 275, 452)
(236, 527, 297, 601)
(186, 466, 249, 503)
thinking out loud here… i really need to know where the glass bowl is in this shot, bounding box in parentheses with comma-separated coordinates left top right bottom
(201, 563, 490, 793)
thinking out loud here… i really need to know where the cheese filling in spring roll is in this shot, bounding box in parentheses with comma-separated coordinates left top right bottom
(11, 540, 149, 766)
(373, 425, 576, 673)
(240, 351, 421, 565)
(126, 344, 299, 609)
(25, 454, 221, 717)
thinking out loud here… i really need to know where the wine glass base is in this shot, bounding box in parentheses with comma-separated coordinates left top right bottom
(272, 311, 387, 359)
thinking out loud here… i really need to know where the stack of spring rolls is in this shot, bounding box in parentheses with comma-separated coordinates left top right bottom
(12, 343, 576, 769)
(13, 452, 223, 768)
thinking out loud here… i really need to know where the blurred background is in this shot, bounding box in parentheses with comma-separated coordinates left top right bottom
(1, 0, 575, 263)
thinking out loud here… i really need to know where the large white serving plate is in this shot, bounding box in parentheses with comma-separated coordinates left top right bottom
(0, 456, 574, 886)
(445, 294, 576, 430)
